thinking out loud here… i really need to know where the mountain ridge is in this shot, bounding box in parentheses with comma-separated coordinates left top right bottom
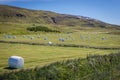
(0, 5, 120, 29)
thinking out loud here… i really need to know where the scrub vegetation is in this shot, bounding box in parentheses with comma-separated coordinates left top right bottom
(0, 52, 120, 80)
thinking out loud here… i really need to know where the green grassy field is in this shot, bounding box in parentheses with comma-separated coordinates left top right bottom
(0, 23, 120, 75)
(0, 43, 119, 73)
(0, 52, 120, 80)
(0, 31, 120, 48)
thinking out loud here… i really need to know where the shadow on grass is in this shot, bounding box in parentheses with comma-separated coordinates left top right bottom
(4, 67, 17, 70)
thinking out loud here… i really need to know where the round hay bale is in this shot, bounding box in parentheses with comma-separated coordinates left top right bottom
(48, 41, 52, 45)
(8, 56, 24, 69)
(4, 35, 8, 39)
(13, 36, 16, 39)
(30, 37, 34, 40)
(7, 35, 12, 39)
(61, 38, 65, 42)
(44, 37, 48, 40)
(37, 36, 40, 38)
(22, 35, 26, 38)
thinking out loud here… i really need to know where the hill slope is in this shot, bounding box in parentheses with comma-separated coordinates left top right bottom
(0, 5, 120, 29)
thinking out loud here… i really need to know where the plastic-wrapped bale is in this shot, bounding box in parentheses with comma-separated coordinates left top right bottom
(30, 37, 34, 40)
(59, 38, 65, 42)
(8, 56, 24, 69)
(48, 41, 52, 45)
(13, 36, 16, 39)
(37, 36, 40, 38)
(44, 37, 48, 40)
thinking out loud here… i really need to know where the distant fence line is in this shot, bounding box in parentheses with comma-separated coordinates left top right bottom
(0, 40, 120, 50)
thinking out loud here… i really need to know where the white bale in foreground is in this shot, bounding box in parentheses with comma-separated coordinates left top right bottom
(8, 56, 24, 69)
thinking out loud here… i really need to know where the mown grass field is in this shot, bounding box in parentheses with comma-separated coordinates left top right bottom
(0, 52, 120, 80)
(0, 31, 120, 48)
(0, 32, 120, 71)
(0, 42, 119, 73)
(0, 23, 120, 76)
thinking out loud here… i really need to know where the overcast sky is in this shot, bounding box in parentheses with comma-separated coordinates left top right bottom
(0, 0, 120, 25)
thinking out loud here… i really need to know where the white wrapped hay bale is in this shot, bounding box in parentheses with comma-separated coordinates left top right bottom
(37, 36, 40, 38)
(59, 38, 65, 42)
(48, 41, 52, 45)
(30, 37, 34, 40)
(44, 37, 48, 40)
(13, 36, 17, 39)
(8, 56, 24, 69)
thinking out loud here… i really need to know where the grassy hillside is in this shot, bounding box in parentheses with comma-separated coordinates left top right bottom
(0, 22, 67, 34)
(0, 52, 120, 80)
(0, 5, 120, 29)
(0, 5, 59, 24)
(0, 5, 120, 35)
